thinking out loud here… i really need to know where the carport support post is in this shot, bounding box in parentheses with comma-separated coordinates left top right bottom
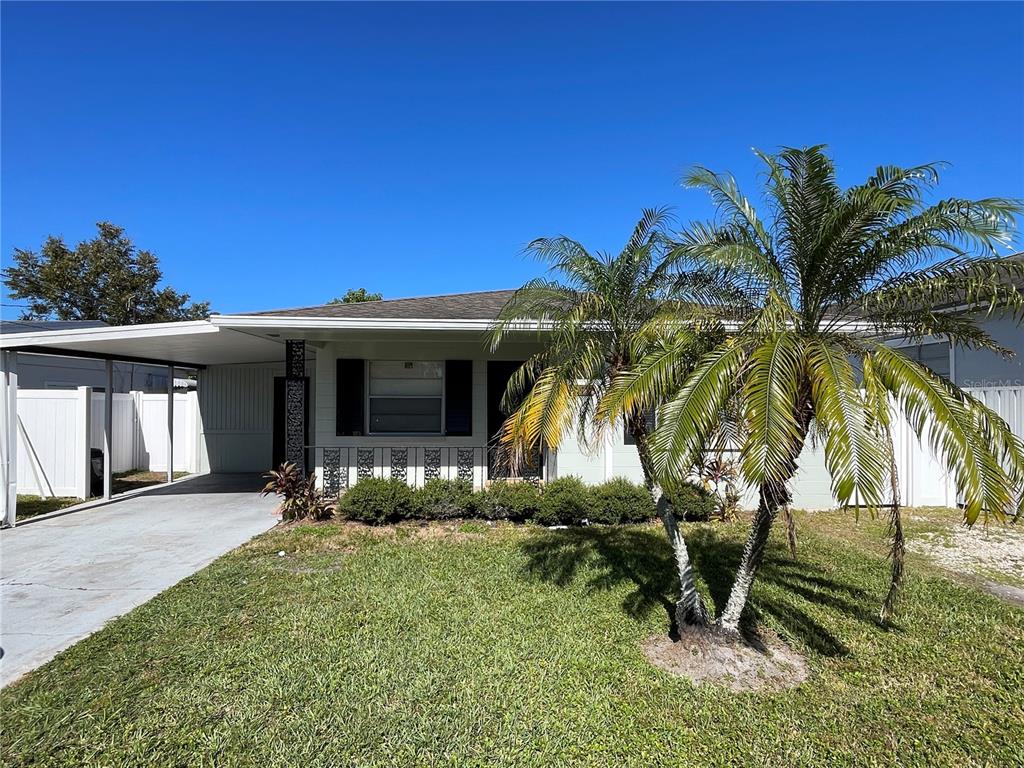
(166, 365, 174, 484)
(103, 360, 113, 499)
(1, 350, 18, 528)
(285, 340, 306, 474)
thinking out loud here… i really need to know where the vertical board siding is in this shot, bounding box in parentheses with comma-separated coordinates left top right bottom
(198, 363, 281, 473)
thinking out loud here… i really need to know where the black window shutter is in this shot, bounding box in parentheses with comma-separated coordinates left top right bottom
(336, 359, 365, 435)
(445, 360, 473, 436)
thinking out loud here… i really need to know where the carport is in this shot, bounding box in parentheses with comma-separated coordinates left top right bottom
(0, 320, 286, 527)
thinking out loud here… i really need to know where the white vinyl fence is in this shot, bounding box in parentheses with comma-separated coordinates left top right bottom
(792, 386, 1024, 510)
(16, 388, 199, 499)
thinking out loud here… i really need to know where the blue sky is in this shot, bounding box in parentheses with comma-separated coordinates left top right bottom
(2, 1, 1022, 315)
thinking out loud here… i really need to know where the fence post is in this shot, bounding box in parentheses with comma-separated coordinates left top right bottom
(166, 367, 174, 482)
(131, 391, 143, 471)
(1, 350, 19, 527)
(76, 386, 92, 500)
(186, 389, 200, 474)
(103, 361, 113, 499)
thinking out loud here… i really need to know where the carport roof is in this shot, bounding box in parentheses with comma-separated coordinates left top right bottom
(0, 289, 539, 366)
(0, 321, 285, 368)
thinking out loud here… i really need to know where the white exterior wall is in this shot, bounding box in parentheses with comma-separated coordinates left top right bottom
(954, 315, 1024, 387)
(197, 362, 284, 473)
(14, 353, 174, 393)
(312, 336, 542, 489)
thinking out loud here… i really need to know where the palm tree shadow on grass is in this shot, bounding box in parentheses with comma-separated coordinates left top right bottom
(519, 525, 882, 657)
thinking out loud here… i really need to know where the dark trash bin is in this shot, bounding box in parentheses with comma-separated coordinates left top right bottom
(90, 448, 104, 497)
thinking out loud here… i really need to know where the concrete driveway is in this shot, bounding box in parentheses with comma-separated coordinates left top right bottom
(0, 473, 278, 687)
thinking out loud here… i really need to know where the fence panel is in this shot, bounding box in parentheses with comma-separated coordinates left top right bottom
(138, 392, 198, 473)
(89, 393, 137, 473)
(15, 388, 200, 499)
(15, 389, 90, 498)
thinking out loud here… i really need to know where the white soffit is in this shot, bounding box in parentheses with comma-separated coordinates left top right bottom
(0, 321, 286, 366)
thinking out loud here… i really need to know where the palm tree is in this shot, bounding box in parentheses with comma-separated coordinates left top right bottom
(490, 209, 721, 627)
(604, 146, 1024, 633)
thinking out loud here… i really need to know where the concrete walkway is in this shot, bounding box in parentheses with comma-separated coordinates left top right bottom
(0, 473, 278, 687)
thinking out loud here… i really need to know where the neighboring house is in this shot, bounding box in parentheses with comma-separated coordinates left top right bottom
(0, 320, 192, 393)
(2, 289, 1021, 512)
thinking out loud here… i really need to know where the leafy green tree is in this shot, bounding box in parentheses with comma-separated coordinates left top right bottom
(330, 288, 382, 303)
(605, 146, 1024, 632)
(491, 209, 722, 627)
(3, 222, 209, 324)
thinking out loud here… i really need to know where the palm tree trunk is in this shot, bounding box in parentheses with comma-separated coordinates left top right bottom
(630, 417, 709, 628)
(719, 478, 788, 633)
(719, 400, 810, 635)
(880, 444, 904, 623)
(783, 506, 798, 557)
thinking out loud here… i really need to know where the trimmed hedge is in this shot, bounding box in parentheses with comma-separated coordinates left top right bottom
(413, 479, 476, 520)
(336, 476, 712, 526)
(477, 481, 542, 521)
(535, 476, 591, 526)
(336, 477, 414, 524)
(667, 479, 718, 522)
(590, 477, 656, 524)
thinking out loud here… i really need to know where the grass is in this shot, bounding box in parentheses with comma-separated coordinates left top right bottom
(14, 471, 191, 522)
(2, 513, 1023, 766)
(108, 469, 190, 495)
(13, 494, 79, 520)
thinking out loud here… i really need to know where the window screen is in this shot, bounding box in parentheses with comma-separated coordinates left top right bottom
(368, 361, 443, 434)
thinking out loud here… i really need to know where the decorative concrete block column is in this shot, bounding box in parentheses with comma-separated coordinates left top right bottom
(285, 339, 306, 474)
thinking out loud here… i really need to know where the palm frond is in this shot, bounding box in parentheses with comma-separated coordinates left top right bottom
(806, 339, 887, 504)
(739, 333, 807, 486)
(870, 344, 1014, 523)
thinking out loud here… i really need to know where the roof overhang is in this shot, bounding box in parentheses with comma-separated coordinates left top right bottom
(0, 316, 550, 366)
(0, 320, 286, 367)
(213, 315, 548, 332)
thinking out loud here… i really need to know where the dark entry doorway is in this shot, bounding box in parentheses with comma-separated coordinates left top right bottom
(272, 376, 310, 469)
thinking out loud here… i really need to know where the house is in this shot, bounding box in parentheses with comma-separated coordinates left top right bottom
(2, 288, 1022, 525)
(0, 320, 192, 393)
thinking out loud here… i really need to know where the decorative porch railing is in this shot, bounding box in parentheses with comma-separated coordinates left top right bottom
(314, 444, 544, 497)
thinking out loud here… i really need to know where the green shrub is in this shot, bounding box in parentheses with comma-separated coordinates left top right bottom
(478, 481, 542, 522)
(590, 478, 656, 524)
(667, 479, 718, 522)
(337, 477, 414, 524)
(412, 478, 476, 520)
(260, 462, 335, 522)
(535, 476, 592, 526)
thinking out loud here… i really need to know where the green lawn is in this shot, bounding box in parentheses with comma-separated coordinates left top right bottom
(3, 513, 1022, 767)
(13, 494, 80, 520)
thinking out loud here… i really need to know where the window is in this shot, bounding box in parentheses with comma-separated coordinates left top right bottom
(367, 361, 443, 434)
(899, 342, 951, 378)
(624, 408, 657, 445)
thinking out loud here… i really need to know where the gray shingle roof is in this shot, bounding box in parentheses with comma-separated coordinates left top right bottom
(235, 290, 517, 320)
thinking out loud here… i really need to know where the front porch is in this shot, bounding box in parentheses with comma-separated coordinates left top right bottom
(314, 444, 546, 495)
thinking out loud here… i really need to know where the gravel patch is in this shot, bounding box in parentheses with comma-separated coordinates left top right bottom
(907, 523, 1024, 585)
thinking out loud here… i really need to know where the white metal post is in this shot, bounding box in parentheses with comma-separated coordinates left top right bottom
(77, 386, 92, 500)
(166, 365, 174, 483)
(1, 351, 19, 528)
(103, 359, 113, 499)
